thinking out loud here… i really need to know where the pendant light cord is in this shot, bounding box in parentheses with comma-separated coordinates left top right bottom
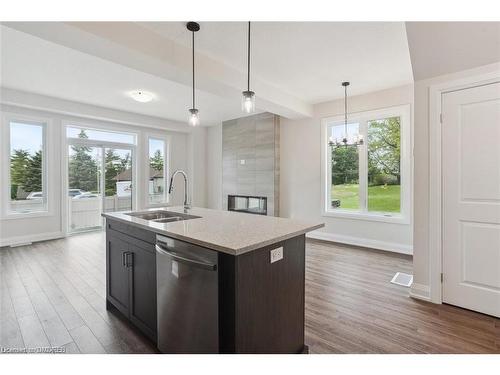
(192, 30, 195, 109)
(247, 21, 251, 91)
(344, 83, 348, 136)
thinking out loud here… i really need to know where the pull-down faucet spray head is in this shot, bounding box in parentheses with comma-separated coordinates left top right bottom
(168, 169, 190, 211)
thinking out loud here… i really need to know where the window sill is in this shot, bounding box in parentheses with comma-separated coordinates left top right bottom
(321, 209, 410, 224)
(1, 210, 52, 221)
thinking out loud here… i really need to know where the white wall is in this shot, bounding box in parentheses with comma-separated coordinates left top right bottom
(0, 91, 207, 246)
(280, 84, 414, 254)
(411, 62, 500, 297)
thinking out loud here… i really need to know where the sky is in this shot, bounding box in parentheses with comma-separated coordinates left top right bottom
(149, 138, 164, 158)
(10, 122, 43, 155)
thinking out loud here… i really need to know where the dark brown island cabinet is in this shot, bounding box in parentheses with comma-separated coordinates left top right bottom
(104, 216, 314, 354)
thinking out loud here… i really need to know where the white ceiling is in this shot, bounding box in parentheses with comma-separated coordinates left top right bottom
(1, 22, 414, 125)
(0, 25, 246, 126)
(139, 22, 413, 103)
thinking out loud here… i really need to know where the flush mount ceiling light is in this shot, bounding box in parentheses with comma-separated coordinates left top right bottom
(130, 90, 154, 103)
(242, 21, 256, 114)
(329, 82, 364, 148)
(187, 21, 200, 127)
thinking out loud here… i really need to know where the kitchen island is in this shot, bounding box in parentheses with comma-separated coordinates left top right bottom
(102, 206, 323, 354)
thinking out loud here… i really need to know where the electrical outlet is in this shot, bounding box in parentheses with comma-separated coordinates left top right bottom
(270, 247, 283, 263)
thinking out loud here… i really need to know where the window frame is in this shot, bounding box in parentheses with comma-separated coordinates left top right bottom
(144, 133, 170, 208)
(321, 104, 411, 224)
(65, 125, 137, 145)
(1, 113, 51, 219)
(62, 120, 138, 233)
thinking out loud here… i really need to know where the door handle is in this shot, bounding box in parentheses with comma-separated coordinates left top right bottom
(155, 244, 217, 271)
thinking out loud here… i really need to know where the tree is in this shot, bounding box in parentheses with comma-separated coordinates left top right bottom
(68, 130, 99, 192)
(331, 145, 359, 185)
(104, 149, 127, 196)
(150, 150, 164, 171)
(367, 117, 401, 185)
(120, 152, 131, 170)
(10, 149, 30, 199)
(23, 150, 43, 192)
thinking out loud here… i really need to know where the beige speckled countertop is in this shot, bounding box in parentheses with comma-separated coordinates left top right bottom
(102, 206, 324, 256)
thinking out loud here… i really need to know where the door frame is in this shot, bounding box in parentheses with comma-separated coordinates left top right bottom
(426, 66, 500, 304)
(64, 127, 137, 234)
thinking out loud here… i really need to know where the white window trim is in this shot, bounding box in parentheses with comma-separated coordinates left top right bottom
(144, 133, 171, 208)
(1, 112, 53, 220)
(321, 104, 411, 225)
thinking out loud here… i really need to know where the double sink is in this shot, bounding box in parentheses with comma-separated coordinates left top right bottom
(125, 210, 201, 224)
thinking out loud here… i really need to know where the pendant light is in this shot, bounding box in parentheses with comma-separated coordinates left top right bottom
(330, 82, 364, 147)
(187, 22, 200, 126)
(242, 21, 256, 113)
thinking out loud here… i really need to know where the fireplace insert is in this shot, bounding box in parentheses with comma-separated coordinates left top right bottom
(227, 195, 267, 215)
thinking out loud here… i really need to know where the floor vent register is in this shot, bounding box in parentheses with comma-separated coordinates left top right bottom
(390, 272, 413, 287)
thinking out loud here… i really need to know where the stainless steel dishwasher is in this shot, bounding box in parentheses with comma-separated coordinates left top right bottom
(155, 234, 219, 353)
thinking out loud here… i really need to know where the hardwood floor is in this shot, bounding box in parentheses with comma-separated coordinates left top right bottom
(305, 239, 500, 353)
(0, 232, 157, 354)
(1, 232, 498, 354)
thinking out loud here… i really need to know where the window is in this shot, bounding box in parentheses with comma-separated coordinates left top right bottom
(65, 124, 136, 232)
(66, 126, 135, 145)
(330, 122, 360, 210)
(367, 117, 401, 213)
(8, 120, 47, 214)
(322, 105, 410, 222)
(148, 137, 167, 204)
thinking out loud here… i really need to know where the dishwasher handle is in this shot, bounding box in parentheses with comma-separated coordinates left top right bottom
(155, 243, 217, 271)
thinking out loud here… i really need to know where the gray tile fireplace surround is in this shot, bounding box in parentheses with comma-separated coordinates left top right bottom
(222, 112, 280, 216)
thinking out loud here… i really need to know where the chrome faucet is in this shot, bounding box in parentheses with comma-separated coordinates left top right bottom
(168, 169, 190, 211)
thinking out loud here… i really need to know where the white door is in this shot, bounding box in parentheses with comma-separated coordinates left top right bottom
(442, 82, 500, 317)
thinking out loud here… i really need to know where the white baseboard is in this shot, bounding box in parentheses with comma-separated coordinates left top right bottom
(0, 231, 64, 247)
(409, 282, 432, 302)
(306, 230, 413, 255)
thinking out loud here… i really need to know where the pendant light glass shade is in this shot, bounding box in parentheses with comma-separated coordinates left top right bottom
(188, 108, 200, 127)
(242, 22, 256, 114)
(241, 90, 256, 113)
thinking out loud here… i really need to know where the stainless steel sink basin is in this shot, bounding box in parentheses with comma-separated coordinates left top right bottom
(125, 210, 200, 223)
(153, 217, 185, 223)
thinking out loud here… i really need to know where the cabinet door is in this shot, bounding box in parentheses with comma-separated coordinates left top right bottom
(106, 233, 130, 317)
(129, 240, 157, 342)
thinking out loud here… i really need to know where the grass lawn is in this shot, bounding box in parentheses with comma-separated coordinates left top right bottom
(331, 184, 400, 212)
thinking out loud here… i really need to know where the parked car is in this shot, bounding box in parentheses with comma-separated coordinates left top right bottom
(72, 193, 99, 199)
(68, 189, 86, 197)
(26, 192, 43, 200)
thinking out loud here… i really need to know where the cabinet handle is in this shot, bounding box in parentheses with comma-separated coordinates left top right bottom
(122, 252, 127, 267)
(155, 244, 217, 271)
(125, 252, 133, 268)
